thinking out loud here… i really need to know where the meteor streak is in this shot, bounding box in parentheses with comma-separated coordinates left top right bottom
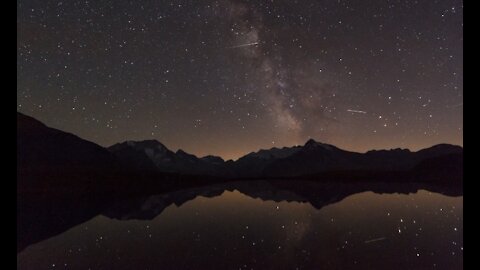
(347, 109, 367, 114)
(227, 42, 259, 49)
(364, 237, 387, 243)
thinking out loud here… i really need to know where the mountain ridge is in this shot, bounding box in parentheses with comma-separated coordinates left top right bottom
(108, 137, 462, 178)
(17, 112, 463, 181)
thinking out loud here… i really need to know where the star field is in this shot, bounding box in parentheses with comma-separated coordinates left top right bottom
(17, 0, 463, 160)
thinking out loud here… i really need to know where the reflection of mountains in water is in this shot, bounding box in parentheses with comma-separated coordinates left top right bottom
(18, 180, 462, 252)
(102, 180, 462, 220)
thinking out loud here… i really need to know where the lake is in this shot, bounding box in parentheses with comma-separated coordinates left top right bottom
(17, 180, 463, 270)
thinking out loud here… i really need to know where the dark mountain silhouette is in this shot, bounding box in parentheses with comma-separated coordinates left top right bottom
(108, 140, 231, 176)
(18, 112, 463, 184)
(262, 139, 463, 177)
(109, 137, 462, 179)
(200, 155, 225, 164)
(230, 145, 302, 177)
(105, 140, 160, 172)
(17, 112, 125, 193)
(17, 112, 221, 193)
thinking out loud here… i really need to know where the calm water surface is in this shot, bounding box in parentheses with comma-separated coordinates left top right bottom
(18, 182, 463, 270)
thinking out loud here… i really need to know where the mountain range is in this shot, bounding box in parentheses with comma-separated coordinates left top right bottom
(17, 112, 463, 193)
(108, 137, 462, 179)
(107, 133, 462, 179)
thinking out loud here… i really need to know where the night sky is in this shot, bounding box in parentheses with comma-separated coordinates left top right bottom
(17, 0, 463, 160)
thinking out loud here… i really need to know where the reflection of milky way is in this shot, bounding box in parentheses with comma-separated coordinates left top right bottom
(17, 0, 463, 159)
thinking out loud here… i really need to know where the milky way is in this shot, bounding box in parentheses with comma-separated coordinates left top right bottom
(17, 0, 463, 160)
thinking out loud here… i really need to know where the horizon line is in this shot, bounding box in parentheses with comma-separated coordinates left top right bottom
(105, 138, 463, 162)
(18, 111, 463, 161)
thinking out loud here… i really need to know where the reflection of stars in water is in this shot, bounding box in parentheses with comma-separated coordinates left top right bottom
(25, 190, 462, 270)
